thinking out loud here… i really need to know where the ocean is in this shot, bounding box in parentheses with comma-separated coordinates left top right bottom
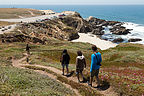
(0, 5, 144, 44)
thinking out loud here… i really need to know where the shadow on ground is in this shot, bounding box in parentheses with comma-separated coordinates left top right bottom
(66, 71, 74, 77)
(94, 80, 110, 91)
(85, 77, 110, 91)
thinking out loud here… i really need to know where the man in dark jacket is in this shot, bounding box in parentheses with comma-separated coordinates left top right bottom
(60, 49, 70, 75)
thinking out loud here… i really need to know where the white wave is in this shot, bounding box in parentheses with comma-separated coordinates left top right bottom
(102, 22, 144, 44)
(122, 22, 144, 44)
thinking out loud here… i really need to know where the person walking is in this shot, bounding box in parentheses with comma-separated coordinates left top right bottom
(60, 49, 70, 75)
(76, 51, 86, 83)
(88, 45, 102, 87)
(26, 44, 31, 55)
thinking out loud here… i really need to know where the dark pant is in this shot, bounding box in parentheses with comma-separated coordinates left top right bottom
(91, 69, 99, 77)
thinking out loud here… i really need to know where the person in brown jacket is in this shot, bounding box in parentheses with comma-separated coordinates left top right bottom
(76, 51, 86, 82)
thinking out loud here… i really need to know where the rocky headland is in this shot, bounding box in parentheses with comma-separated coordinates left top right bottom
(0, 12, 132, 44)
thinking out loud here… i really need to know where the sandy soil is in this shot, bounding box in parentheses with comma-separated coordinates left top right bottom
(72, 33, 118, 50)
(0, 24, 16, 34)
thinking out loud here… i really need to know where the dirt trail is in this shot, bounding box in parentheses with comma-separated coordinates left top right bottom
(12, 54, 118, 96)
(28, 11, 35, 16)
(12, 54, 81, 96)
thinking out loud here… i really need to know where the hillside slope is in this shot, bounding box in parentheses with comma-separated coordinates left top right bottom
(0, 8, 42, 19)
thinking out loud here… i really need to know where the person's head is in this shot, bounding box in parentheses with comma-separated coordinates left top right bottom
(77, 51, 82, 56)
(63, 49, 67, 54)
(92, 45, 97, 52)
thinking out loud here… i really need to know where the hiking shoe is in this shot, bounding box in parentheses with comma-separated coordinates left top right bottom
(96, 85, 101, 88)
(82, 77, 87, 83)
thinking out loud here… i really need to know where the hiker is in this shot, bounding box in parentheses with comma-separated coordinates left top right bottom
(76, 51, 86, 83)
(60, 49, 70, 75)
(88, 45, 102, 87)
(26, 44, 31, 55)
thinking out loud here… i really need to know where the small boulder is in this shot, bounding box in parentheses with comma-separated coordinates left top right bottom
(128, 38, 142, 42)
(92, 29, 104, 35)
(113, 38, 124, 43)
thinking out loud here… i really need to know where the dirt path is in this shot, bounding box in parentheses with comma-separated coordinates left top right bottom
(12, 54, 118, 96)
(28, 11, 35, 16)
(12, 54, 81, 96)
(0, 13, 60, 23)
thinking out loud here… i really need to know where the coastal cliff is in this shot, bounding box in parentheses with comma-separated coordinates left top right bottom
(0, 12, 131, 44)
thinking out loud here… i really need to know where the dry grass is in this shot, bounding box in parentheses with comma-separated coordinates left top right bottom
(0, 8, 42, 19)
(0, 21, 16, 26)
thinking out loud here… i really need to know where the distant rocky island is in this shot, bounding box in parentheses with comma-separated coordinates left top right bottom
(0, 11, 138, 44)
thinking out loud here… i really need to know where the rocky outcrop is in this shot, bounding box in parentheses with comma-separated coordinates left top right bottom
(0, 12, 133, 44)
(110, 26, 131, 35)
(61, 13, 92, 33)
(0, 34, 44, 44)
(113, 38, 124, 43)
(128, 38, 142, 42)
(92, 29, 104, 35)
(18, 15, 80, 41)
(87, 16, 131, 35)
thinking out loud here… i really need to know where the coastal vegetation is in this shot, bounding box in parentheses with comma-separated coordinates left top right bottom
(0, 8, 42, 19)
(0, 39, 143, 96)
(0, 9, 143, 96)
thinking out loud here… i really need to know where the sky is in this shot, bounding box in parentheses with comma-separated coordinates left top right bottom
(0, 0, 144, 5)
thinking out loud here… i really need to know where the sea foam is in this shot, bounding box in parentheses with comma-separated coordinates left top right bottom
(102, 22, 144, 44)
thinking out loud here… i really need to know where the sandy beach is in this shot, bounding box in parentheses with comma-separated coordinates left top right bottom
(72, 33, 118, 50)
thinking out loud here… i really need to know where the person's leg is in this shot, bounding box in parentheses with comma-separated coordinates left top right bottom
(80, 71, 85, 81)
(76, 71, 80, 82)
(62, 64, 65, 75)
(89, 70, 94, 86)
(95, 69, 100, 86)
(90, 77, 93, 86)
(66, 64, 69, 74)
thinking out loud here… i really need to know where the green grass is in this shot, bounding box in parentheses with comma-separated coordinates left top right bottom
(23, 65, 102, 96)
(0, 39, 144, 96)
(0, 42, 75, 96)
(25, 41, 144, 96)
(0, 66, 75, 96)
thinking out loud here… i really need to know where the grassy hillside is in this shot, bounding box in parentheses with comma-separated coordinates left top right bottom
(0, 8, 42, 19)
(0, 21, 16, 26)
(0, 38, 143, 95)
(0, 43, 75, 96)
(25, 39, 144, 96)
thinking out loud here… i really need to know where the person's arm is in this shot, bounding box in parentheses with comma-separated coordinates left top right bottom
(60, 55, 63, 62)
(76, 58, 78, 68)
(68, 54, 70, 61)
(90, 54, 94, 72)
(99, 53, 102, 63)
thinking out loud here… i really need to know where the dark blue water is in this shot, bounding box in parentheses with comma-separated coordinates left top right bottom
(0, 5, 144, 25)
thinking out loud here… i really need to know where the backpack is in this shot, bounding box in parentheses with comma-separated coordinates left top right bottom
(94, 53, 101, 66)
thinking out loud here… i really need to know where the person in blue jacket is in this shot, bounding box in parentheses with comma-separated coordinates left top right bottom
(89, 45, 102, 87)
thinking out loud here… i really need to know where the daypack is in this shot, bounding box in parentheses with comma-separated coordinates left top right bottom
(94, 53, 101, 66)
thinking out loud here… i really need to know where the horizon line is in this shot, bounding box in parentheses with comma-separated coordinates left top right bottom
(0, 4, 144, 5)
